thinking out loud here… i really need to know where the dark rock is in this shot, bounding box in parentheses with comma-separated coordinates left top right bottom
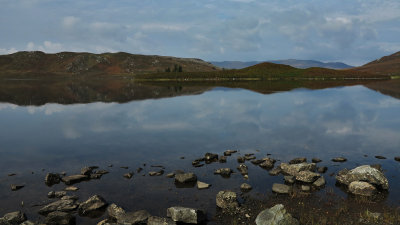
(149, 170, 164, 176)
(48, 191, 67, 198)
(216, 190, 238, 209)
(10, 184, 24, 191)
(370, 164, 382, 172)
(394, 156, 400, 162)
(90, 173, 103, 179)
(251, 159, 265, 165)
(219, 156, 227, 163)
(336, 165, 389, 189)
(244, 155, 256, 160)
(237, 164, 248, 175)
(259, 158, 276, 169)
(375, 156, 386, 159)
(45, 173, 61, 186)
(20, 220, 36, 225)
(289, 157, 307, 164)
(214, 168, 233, 177)
(284, 176, 295, 184)
(117, 210, 150, 225)
(0, 211, 26, 224)
(175, 173, 197, 184)
(7, 173, 16, 176)
(205, 153, 218, 163)
(295, 171, 321, 183)
(240, 183, 252, 192)
(167, 207, 205, 224)
(312, 158, 322, 163)
(81, 166, 96, 176)
(348, 181, 377, 196)
(94, 170, 109, 175)
(61, 175, 89, 185)
(268, 167, 282, 176)
(166, 173, 175, 178)
(38, 198, 78, 215)
(123, 173, 133, 179)
(78, 195, 107, 217)
(45, 211, 75, 225)
(317, 166, 328, 173)
(148, 216, 176, 225)
(255, 204, 299, 225)
(237, 156, 245, 163)
(224, 150, 237, 156)
(136, 167, 143, 173)
(301, 185, 311, 192)
(332, 157, 347, 162)
(272, 183, 292, 194)
(120, 166, 129, 169)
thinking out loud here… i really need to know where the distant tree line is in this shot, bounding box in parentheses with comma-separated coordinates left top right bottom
(165, 64, 183, 72)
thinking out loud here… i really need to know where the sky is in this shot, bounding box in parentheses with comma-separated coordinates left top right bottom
(0, 0, 400, 66)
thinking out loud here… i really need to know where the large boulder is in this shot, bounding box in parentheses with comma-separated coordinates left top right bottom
(167, 207, 205, 224)
(336, 165, 388, 189)
(38, 198, 78, 215)
(216, 190, 238, 209)
(0, 211, 27, 224)
(280, 163, 316, 176)
(78, 195, 108, 217)
(348, 181, 377, 197)
(45, 211, 75, 225)
(255, 204, 299, 225)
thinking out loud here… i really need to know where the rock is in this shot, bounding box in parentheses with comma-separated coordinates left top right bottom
(240, 183, 252, 191)
(269, 167, 282, 176)
(10, 184, 24, 191)
(45, 211, 75, 225)
(175, 173, 197, 184)
(214, 168, 233, 177)
(20, 220, 36, 225)
(317, 166, 328, 173)
(370, 164, 382, 172)
(237, 164, 248, 175)
(284, 176, 295, 184)
(166, 173, 175, 178)
(38, 198, 78, 215)
(61, 175, 89, 185)
(295, 171, 321, 183)
(78, 195, 108, 217)
(251, 159, 265, 165)
(255, 204, 299, 225)
(117, 210, 150, 225)
(0, 211, 26, 224)
(45, 173, 61, 186)
(336, 165, 389, 189)
(123, 173, 133, 179)
(167, 207, 205, 224)
(375, 156, 386, 159)
(394, 156, 400, 162)
(312, 158, 322, 163)
(81, 166, 97, 175)
(216, 190, 239, 209)
(90, 173, 103, 179)
(197, 181, 211, 189)
(219, 156, 227, 163)
(301, 185, 311, 192)
(149, 170, 165, 176)
(94, 170, 109, 175)
(48, 191, 67, 198)
(259, 158, 276, 169)
(65, 186, 79, 191)
(224, 150, 237, 156)
(332, 157, 347, 162)
(280, 163, 316, 176)
(237, 156, 245, 163)
(7, 173, 16, 176)
(107, 203, 126, 219)
(62, 195, 79, 201)
(121, 166, 129, 169)
(244, 155, 256, 160)
(272, 183, 292, 194)
(148, 216, 176, 225)
(313, 177, 326, 188)
(289, 157, 306, 164)
(348, 181, 377, 197)
(205, 153, 218, 163)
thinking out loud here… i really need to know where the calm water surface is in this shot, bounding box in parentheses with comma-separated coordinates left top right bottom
(1, 84, 400, 223)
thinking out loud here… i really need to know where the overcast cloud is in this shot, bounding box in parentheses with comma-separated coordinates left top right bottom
(0, 0, 399, 65)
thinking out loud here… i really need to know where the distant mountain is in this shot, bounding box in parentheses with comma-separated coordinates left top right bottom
(210, 59, 353, 70)
(0, 51, 219, 76)
(352, 51, 400, 76)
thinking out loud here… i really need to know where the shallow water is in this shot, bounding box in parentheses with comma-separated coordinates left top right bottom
(1, 81, 400, 223)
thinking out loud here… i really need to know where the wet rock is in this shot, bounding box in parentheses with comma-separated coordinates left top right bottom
(148, 216, 176, 225)
(65, 186, 79, 191)
(268, 167, 282, 176)
(313, 177, 326, 188)
(317, 166, 328, 173)
(370, 164, 382, 172)
(219, 156, 227, 163)
(240, 183, 252, 192)
(332, 157, 347, 162)
(237, 156, 245, 163)
(48, 191, 67, 198)
(284, 176, 295, 184)
(244, 155, 256, 161)
(90, 173, 103, 179)
(136, 167, 143, 173)
(7, 173, 16, 176)
(45, 173, 61, 186)
(175, 173, 197, 184)
(45, 211, 75, 225)
(280, 163, 316, 176)
(62, 195, 79, 201)
(255, 204, 299, 225)
(149, 170, 164, 176)
(349, 181, 377, 197)
(0, 211, 26, 224)
(224, 150, 237, 156)
(20, 220, 36, 225)
(216, 190, 239, 209)
(197, 181, 211, 190)
(61, 175, 89, 185)
(295, 171, 321, 183)
(394, 156, 400, 162)
(289, 157, 306, 164)
(167, 207, 205, 224)
(38, 198, 78, 215)
(94, 170, 109, 175)
(166, 173, 175, 178)
(259, 158, 276, 169)
(10, 184, 24, 191)
(214, 168, 233, 177)
(78, 195, 108, 217)
(81, 166, 97, 176)
(375, 156, 386, 159)
(251, 159, 264, 165)
(336, 165, 389, 189)
(272, 183, 292, 194)
(107, 203, 126, 219)
(117, 210, 150, 225)
(205, 153, 218, 163)
(237, 164, 248, 175)
(312, 158, 322, 163)
(301, 185, 311, 192)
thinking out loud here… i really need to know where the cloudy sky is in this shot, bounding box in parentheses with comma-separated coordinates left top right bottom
(0, 0, 399, 65)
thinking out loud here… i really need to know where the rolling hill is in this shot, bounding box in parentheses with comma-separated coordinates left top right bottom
(352, 51, 400, 76)
(210, 59, 353, 69)
(0, 51, 219, 76)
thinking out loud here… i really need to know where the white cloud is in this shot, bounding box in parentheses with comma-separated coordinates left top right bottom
(0, 47, 17, 55)
(63, 16, 80, 28)
(26, 41, 64, 53)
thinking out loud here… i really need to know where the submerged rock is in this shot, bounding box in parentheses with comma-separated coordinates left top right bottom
(336, 165, 389, 189)
(312, 158, 322, 163)
(240, 183, 252, 192)
(61, 174, 89, 185)
(216, 190, 239, 209)
(219, 156, 227, 163)
(313, 177, 326, 188)
(289, 157, 307, 164)
(123, 172, 133, 179)
(237, 156, 245, 163)
(332, 157, 347, 162)
(48, 191, 67, 198)
(45, 173, 61, 186)
(394, 156, 400, 162)
(0, 211, 27, 224)
(255, 204, 299, 225)
(237, 164, 248, 175)
(375, 156, 386, 160)
(78, 195, 108, 217)
(45, 211, 75, 225)
(81, 166, 97, 176)
(167, 207, 205, 224)
(272, 183, 292, 194)
(317, 166, 328, 173)
(38, 198, 78, 215)
(214, 168, 233, 177)
(175, 173, 197, 184)
(224, 150, 237, 156)
(268, 167, 282, 176)
(259, 158, 276, 169)
(348, 181, 377, 197)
